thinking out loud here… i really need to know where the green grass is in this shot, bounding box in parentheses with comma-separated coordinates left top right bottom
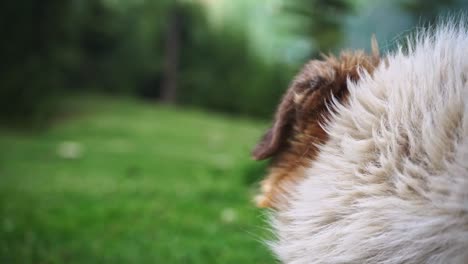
(0, 95, 274, 263)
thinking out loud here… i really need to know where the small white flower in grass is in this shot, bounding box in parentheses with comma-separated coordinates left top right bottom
(220, 208, 237, 223)
(57, 141, 83, 159)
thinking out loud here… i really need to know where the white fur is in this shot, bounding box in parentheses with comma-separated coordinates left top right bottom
(271, 21, 468, 264)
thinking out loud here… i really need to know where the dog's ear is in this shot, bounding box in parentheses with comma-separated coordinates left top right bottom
(252, 61, 336, 160)
(252, 51, 380, 208)
(252, 89, 296, 160)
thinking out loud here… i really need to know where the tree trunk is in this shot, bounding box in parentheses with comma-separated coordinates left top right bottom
(160, 7, 180, 104)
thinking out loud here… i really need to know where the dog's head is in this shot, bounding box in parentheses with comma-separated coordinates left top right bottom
(252, 49, 380, 208)
(251, 24, 468, 263)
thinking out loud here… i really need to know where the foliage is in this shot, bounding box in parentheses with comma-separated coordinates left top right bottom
(0, 0, 73, 124)
(0, 0, 297, 123)
(1, 0, 464, 125)
(282, 0, 355, 55)
(398, 0, 466, 23)
(178, 18, 294, 117)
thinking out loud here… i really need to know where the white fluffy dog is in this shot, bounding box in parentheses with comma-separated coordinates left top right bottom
(252, 21, 468, 263)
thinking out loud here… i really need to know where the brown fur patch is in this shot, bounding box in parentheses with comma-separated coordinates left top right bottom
(252, 50, 380, 208)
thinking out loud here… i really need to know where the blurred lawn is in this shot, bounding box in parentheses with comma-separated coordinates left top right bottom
(0, 95, 274, 263)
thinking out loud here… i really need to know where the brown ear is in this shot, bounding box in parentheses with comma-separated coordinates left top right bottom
(252, 60, 336, 161)
(252, 89, 296, 160)
(251, 51, 381, 208)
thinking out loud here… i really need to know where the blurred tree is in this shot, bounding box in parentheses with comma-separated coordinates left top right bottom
(0, 0, 73, 125)
(74, 1, 120, 90)
(177, 3, 294, 118)
(0, 0, 374, 125)
(161, 4, 182, 104)
(282, 0, 355, 55)
(398, 0, 461, 24)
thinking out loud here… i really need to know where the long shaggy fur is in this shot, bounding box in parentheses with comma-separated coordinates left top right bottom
(270, 22, 468, 263)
